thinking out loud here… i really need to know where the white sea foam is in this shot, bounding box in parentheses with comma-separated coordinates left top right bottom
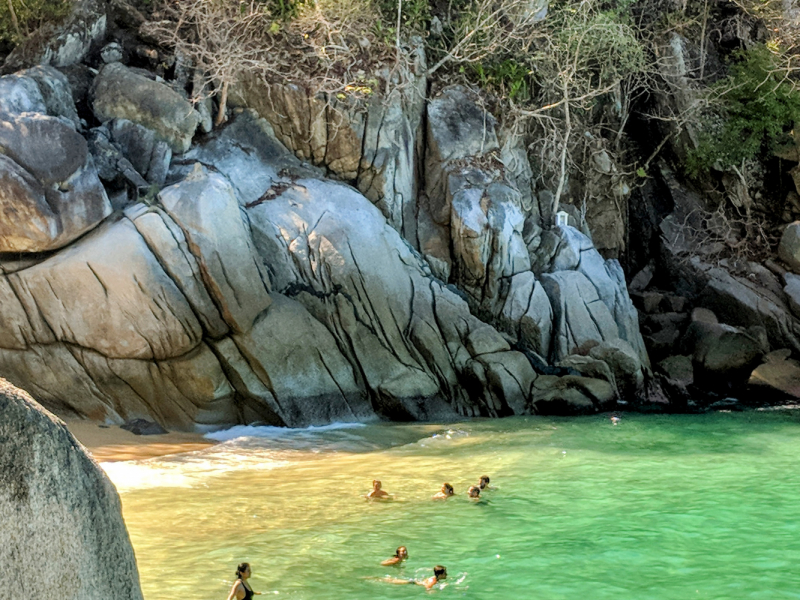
(101, 447, 291, 491)
(204, 421, 367, 442)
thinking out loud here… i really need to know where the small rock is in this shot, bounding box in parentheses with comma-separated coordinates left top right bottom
(641, 291, 664, 314)
(778, 221, 800, 273)
(629, 262, 654, 293)
(691, 307, 718, 324)
(708, 397, 744, 411)
(120, 419, 168, 435)
(101, 42, 124, 64)
(664, 293, 687, 313)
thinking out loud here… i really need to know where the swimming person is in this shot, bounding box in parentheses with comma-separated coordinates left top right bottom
(381, 546, 408, 566)
(468, 485, 481, 499)
(367, 479, 390, 499)
(226, 563, 262, 600)
(379, 565, 448, 590)
(432, 483, 454, 499)
(479, 475, 492, 490)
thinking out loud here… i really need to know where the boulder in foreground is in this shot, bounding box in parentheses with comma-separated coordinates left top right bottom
(0, 379, 143, 600)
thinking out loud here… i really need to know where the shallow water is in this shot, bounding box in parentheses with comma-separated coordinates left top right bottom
(105, 412, 800, 599)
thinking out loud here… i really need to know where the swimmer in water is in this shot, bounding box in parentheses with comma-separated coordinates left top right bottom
(380, 565, 448, 591)
(468, 485, 481, 499)
(367, 479, 390, 499)
(226, 563, 262, 600)
(381, 546, 408, 566)
(432, 482, 454, 500)
(478, 475, 492, 490)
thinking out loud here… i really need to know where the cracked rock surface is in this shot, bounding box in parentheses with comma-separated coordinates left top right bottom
(0, 378, 143, 600)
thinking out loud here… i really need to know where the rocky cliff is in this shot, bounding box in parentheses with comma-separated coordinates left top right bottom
(1, 0, 800, 429)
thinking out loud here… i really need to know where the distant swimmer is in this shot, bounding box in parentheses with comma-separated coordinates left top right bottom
(381, 546, 408, 566)
(432, 482, 455, 500)
(226, 563, 262, 600)
(379, 565, 448, 591)
(367, 479, 390, 499)
(468, 485, 481, 499)
(479, 475, 493, 490)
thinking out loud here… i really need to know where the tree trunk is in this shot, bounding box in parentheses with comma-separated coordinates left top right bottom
(7, 0, 21, 40)
(215, 81, 229, 127)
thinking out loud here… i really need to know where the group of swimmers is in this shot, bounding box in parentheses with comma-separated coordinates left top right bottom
(367, 474, 491, 501)
(368, 474, 493, 590)
(225, 475, 493, 598)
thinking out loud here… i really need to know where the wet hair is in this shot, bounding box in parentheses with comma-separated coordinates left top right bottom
(468, 485, 481, 497)
(443, 483, 454, 494)
(480, 475, 490, 489)
(373, 479, 381, 488)
(434, 565, 447, 579)
(395, 546, 407, 558)
(235, 563, 250, 579)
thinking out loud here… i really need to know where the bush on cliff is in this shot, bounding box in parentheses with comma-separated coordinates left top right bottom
(688, 44, 800, 177)
(0, 0, 70, 46)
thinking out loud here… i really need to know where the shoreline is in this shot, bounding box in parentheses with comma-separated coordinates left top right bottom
(62, 418, 216, 463)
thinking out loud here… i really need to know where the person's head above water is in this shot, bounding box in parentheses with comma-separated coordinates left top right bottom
(235, 563, 251, 580)
(442, 483, 454, 495)
(468, 485, 481, 498)
(479, 475, 490, 489)
(395, 546, 408, 559)
(433, 565, 447, 580)
(373, 480, 382, 490)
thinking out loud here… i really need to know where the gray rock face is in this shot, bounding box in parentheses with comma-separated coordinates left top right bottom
(0, 74, 46, 113)
(0, 379, 143, 600)
(93, 63, 200, 153)
(230, 44, 427, 241)
(21, 65, 81, 127)
(0, 112, 111, 253)
(0, 112, 86, 185)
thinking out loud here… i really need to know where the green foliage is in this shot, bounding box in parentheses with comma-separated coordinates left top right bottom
(261, 0, 303, 20)
(546, 0, 648, 86)
(373, 0, 430, 44)
(687, 45, 800, 176)
(0, 0, 70, 46)
(470, 59, 531, 102)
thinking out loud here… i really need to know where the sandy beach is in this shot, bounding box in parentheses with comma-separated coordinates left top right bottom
(63, 418, 216, 463)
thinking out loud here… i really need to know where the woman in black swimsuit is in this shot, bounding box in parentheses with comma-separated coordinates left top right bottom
(226, 562, 262, 600)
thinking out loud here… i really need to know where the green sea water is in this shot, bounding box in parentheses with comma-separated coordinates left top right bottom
(103, 411, 800, 599)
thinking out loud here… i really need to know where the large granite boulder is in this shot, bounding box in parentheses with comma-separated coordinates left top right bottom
(21, 65, 81, 127)
(0, 112, 111, 253)
(682, 308, 767, 390)
(0, 379, 143, 600)
(93, 63, 200, 153)
(748, 349, 800, 399)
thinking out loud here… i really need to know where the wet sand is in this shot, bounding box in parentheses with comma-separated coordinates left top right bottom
(63, 418, 216, 462)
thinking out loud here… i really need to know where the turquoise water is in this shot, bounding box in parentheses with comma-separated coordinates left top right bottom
(104, 411, 800, 599)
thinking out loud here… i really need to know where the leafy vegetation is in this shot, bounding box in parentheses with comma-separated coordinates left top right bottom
(0, 0, 70, 46)
(687, 45, 800, 176)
